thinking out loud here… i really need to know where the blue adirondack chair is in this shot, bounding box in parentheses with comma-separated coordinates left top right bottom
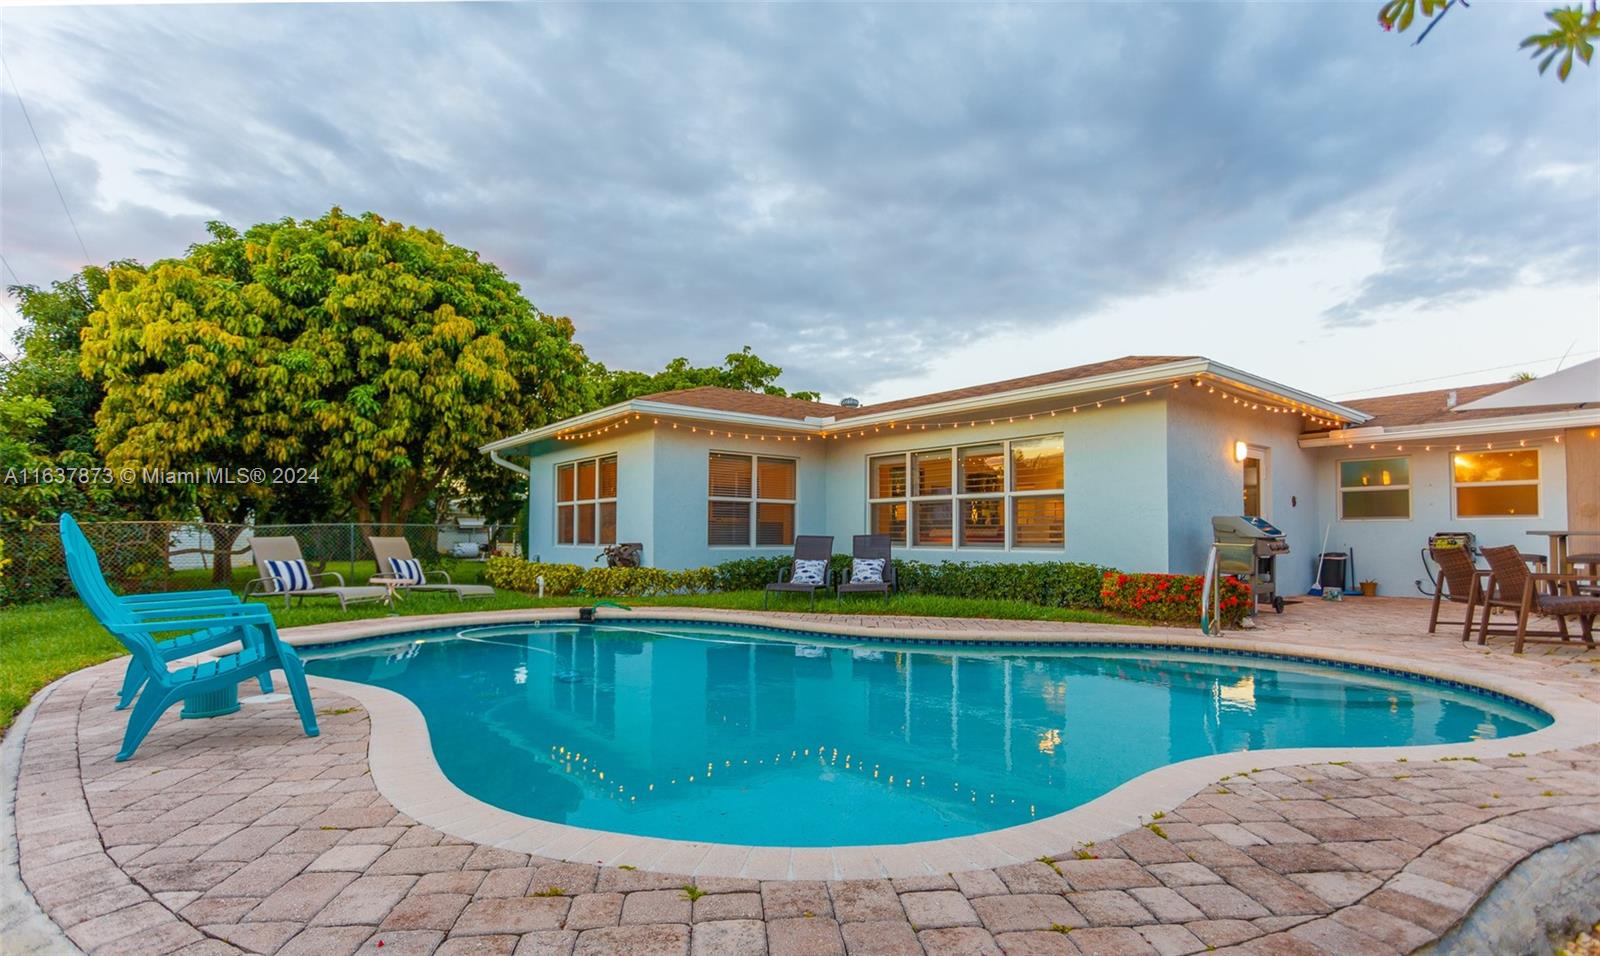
(60, 514, 279, 709)
(59, 518, 320, 760)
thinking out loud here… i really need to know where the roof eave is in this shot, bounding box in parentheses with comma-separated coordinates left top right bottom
(478, 399, 837, 455)
(1297, 407, 1600, 448)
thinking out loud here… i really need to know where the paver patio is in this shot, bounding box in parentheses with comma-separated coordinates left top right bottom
(10, 597, 1600, 955)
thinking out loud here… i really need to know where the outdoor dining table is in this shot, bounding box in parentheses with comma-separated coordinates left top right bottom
(1526, 529, 1600, 594)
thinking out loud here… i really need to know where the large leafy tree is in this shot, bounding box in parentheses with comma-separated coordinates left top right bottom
(589, 346, 820, 407)
(82, 209, 591, 570)
(1379, 0, 1598, 80)
(1, 266, 132, 528)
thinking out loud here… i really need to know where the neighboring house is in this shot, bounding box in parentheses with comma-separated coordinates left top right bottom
(482, 355, 1599, 597)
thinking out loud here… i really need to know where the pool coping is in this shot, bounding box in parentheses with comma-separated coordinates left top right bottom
(283, 607, 1600, 880)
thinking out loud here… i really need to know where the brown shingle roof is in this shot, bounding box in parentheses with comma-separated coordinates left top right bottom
(631, 356, 1201, 422)
(1342, 382, 1584, 428)
(633, 386, 846, 420)
(833, 355, 1200, 419)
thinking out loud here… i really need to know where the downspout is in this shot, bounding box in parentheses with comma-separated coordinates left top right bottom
(489, 450, 529, 477)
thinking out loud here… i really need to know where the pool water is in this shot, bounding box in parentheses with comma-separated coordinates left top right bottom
(303, 622, 1547, 846)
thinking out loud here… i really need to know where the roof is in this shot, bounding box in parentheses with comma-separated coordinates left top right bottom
(1343, 382, 1589, 429)
(481, 354, 1371, 453)
(627, 356, 1200, 422)
(632, 386, 845, 420)
(832, 355, 1199, 419)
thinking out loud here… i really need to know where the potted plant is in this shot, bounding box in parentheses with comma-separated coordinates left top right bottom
(1358, 578, 1378, 597)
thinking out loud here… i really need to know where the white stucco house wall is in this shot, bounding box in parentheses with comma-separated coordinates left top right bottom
(482, 355, 1599, 598)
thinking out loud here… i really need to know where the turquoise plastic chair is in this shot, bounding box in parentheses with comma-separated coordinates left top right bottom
(60, 518, 320, 760)
(60, 514, 278, 709)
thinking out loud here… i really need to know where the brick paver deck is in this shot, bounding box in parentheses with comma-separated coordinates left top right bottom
(12, 598, 1600, 955)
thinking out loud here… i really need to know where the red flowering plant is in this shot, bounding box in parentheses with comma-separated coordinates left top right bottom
(1099, 571, 1252, 629)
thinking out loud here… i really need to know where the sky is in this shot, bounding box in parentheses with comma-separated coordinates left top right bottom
(2, 1, 1597, 406)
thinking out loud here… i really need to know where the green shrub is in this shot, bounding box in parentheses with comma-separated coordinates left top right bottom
(488, 554, 1253, 627)
(893, 559, 1110, 609)
(708, 555, 794, 591)
(1099, 570, 1252, 628)
(484, 557, 712, 597)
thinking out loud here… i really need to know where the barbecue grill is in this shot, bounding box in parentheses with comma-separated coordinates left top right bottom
(1212, 515, 1290, 614)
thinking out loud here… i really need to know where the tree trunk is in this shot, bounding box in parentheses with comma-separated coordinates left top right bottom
(207, 523, 241, 584)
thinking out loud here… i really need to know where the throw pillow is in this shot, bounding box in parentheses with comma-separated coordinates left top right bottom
(791, 558, 828, 586)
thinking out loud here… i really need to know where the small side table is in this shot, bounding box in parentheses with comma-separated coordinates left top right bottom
(369, 576, 408, 610)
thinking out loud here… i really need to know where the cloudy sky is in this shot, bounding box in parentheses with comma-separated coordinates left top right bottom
(2, 1, 1596, 404)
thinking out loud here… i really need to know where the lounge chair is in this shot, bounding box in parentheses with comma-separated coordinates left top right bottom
(763, 535, 834, 609)
(1426, 546, 1490, 639)
(836, 534, 897, 601)
(246, 536, 388, 609)
(367, 536, 495, 600)
(60, 518, 320, 761)
(60, 514, 278, 708)
(1476, 545, 1599, 653)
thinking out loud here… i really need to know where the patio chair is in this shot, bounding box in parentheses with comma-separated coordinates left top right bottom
(1426, 547, 1490, 640)
(60, 514, 278, 709)
(61, 522, 320, 760)
(246, 536, 388, 609)
(836, 534, 897, 602)
(763, 535, 835, 609)
(59, 514, 245, 614)
(367, 536, 495, 600)
(1477, 545, 1599, 653)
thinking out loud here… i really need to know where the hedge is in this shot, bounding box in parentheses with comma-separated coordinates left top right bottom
(1100, 571, 1253, 629)
(484, 558, 713, 597)
(485, 554, 1251, 629)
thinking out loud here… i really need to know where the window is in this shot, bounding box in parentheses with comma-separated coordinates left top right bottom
(1453, 450, 1539, 517)
(709, 453, 796, 547)
(556, 455, 617, 545)
(869, 435, 1065, 550)
(1339, 457, 1410, 520)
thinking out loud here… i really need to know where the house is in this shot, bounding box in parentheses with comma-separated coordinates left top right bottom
(482, 355, 1599, 598)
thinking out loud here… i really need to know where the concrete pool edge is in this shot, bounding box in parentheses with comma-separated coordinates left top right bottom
(286, 608, 1600, 880)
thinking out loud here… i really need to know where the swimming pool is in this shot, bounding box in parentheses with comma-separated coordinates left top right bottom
(303, 620, 1549, 846)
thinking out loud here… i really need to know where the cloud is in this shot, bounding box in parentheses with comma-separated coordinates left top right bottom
(1, 2, 1595, 395)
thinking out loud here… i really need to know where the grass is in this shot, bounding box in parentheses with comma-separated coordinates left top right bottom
(0, 579, 1130, 733)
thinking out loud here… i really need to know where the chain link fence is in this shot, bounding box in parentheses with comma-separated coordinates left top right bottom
(0, 520, 524, 606)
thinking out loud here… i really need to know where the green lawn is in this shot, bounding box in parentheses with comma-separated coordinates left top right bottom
(0, 585, 1128, 733)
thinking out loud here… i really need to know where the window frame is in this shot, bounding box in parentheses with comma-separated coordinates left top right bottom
(554, 454, 618, 546)
(1450, 448, 1541, 520)
(866, 434, 1065, 552)
(1336, 455, 1413, 522)
(707, 451, 798, 549)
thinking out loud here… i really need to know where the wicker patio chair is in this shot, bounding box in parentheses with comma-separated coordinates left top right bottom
(1478, 545, 1600, 653)
(1426, 547, 1490, 641)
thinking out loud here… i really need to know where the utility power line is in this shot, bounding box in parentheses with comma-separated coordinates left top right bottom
(1336, 349, 1600, 399)
(1, 55, 92, 266)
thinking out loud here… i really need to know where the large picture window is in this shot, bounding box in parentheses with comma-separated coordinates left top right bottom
(709, 453, 796, 547)
(868, 435, 1064, 550)
(556, 455, 617, 545)
(1453, 449, 1539, 517)
(1338, 457, 1410, 520)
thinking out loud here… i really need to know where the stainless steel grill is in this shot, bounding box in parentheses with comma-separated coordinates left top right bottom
(1212, 515, 1290, 615)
